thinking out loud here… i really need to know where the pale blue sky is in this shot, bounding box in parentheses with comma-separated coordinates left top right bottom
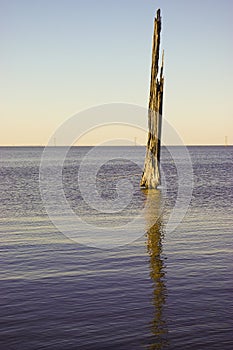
(1, 0, 232, 145)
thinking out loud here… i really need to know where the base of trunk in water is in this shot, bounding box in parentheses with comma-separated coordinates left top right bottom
(140, 145, 161, 189)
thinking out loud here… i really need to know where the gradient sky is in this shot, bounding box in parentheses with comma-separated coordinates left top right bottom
(1, 0, 232, 145)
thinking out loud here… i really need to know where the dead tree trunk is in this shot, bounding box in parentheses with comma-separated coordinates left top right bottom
(140, 9, 164, 189)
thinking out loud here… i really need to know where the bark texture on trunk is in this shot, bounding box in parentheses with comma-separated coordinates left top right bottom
(140, 9, 164, 189)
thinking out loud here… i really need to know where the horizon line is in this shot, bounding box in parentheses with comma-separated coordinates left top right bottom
(0, 144, 232, 147)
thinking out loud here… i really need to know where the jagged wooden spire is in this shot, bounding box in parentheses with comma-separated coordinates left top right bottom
(140, 9, 164, 189)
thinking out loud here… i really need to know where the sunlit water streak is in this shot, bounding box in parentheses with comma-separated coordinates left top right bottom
(0, 146, 232, 349)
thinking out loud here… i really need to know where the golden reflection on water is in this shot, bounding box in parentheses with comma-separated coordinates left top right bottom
(144, 189, 168, 350)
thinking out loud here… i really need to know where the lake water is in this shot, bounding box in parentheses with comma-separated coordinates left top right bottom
(0, 146, 232, 349)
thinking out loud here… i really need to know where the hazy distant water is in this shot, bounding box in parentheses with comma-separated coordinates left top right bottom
(0, 146, 233, 349)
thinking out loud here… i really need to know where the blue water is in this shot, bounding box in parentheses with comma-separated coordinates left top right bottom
(0, 146, 232, 349)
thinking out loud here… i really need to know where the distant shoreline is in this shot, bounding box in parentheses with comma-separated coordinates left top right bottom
(0, 145, 232, 148)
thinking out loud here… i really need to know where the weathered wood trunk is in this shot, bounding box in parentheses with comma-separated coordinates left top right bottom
(140, 9, 164, 189)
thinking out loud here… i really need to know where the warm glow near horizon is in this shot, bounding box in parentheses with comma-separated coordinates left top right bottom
(74, 124, 147, 146)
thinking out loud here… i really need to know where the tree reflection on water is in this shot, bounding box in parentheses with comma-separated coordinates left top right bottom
(144, 189, 168, 350)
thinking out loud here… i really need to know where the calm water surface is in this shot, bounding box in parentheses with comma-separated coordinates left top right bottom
(0, 146, 232, 349)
